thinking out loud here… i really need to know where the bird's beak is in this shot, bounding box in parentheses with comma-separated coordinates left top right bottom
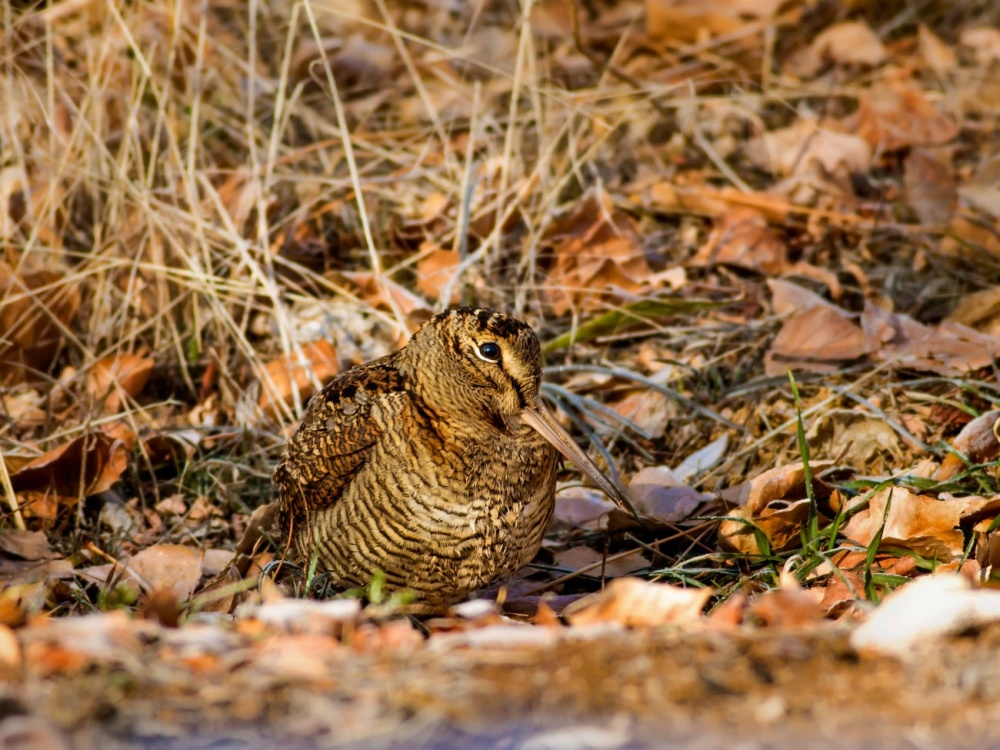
(522, 399, 641, 521)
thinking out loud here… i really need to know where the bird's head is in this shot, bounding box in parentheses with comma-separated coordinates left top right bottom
(401, 307, 634, 513)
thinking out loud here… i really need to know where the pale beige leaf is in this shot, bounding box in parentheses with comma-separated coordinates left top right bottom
(567, 577, 711, 627)
(129, 544, 204, 600)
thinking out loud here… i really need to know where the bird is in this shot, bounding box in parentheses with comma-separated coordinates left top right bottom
(272, 306, 633, 611)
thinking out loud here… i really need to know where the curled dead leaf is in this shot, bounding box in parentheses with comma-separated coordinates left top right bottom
(934, 410, 1000, 481)
(87, 353, 154, 412)
(9, 432, 128, 501)
(842, 486, 988, 562)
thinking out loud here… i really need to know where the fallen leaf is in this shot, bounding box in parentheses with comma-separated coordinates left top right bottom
(605, 389, 673, 439)
(918, 24, 957, 76)
(749, 570, 826, 627)
(0, 623, 20, 669)
(843, 486, 972, 561)
(672, 434, 728, 482)
(862, 303, 1000, 376)
(553, 546, 649, 579)
(934, 410, 1000, 481)
(946, 286, 1000, 338)
(957, 154, 1000, 219)
(806, 20, 887, 73)
(247, 598, 362, 636)
(717, 499, 814, 555)
(0, 529, 52, 561)
(9, 432, 128, 502)
(691, 208, 788, 275)
(745, 119, 872, 183)
(566, 577, 711, 627)
(543, 191, 652, 315)
(806, 410, 903, 466)
(628, 466, 709, 524)
(87, 353, 154, 412)
(553, 486, 616, 529)
(415, 246, 461, 305)
(128, 544, 204, 600)
(960, 27, 1000, 67)
(903, 148, 957, 225)
(258, 339, 339, 415)
(0, 263, 81, 384)
(856, 82, 959, 151)
(765, 304, 870, 375)
(721, 463, 828, 515)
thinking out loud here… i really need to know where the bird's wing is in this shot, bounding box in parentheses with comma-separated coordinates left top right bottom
(273, 354, 405, 519)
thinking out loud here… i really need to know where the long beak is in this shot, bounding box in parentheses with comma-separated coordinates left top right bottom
(522, 399, 642, 522)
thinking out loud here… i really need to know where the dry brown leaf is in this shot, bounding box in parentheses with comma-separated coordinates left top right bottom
(862, 303, 1000, 376)
(415, 246, 461, 304)
(817, 571, 864, 617)
(543, 191, 652, 315)
(87, 353, 154, 413)
(628, 466, 709, 524)
(566, 577, 711, 627)
(749, 570, 826, 627)
(646, 0, 774, 45)
(721, 463, 821, 515)
(691, 208, 788, 275)
(765, 305, 870, 376)
(0, 263, 81, 384)
(745, 120, 871, 183)
(258, 340, 339, 415)
(9, 432, 128, 502)
(941, 213, 1000, 260)
(0, 623, 20, 670)
(960, 27, 1000, 67)
(553, 487, 616, 529)
(903, 148, 957, 225)
(128, 544, 204, 600)
(552, 546, 649, 579)
(918, 24, 958, 76)
(768, 278, 839, 315)
(0, 529, 52, 561)
(717, 500, 813, 556)
(957, 154, 1000, 219)
(340, 271, 430, 320)
(806, 410, 902, 466)
(605, 389, 673, 439)
(934, 410, 1000, 481)
(851, 575, 1000, 657)
(843, 487, 974, 561)
(947, 286, 1000, 339)
(856, 82, 959, 151)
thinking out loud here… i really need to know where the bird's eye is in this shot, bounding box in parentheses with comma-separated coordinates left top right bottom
(477, 342, 501, 363)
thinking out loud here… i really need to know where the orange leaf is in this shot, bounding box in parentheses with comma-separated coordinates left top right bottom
(88, 354, 154, 412)
(415, 247, 461, 304)
(9, 432, 128, 501)
(259, 340, 339, 415)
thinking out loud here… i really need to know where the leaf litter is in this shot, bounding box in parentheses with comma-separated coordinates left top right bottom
(3, 0, 1000, 747)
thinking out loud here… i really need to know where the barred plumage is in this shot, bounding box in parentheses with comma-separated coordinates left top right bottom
(273, 307, 629, 610)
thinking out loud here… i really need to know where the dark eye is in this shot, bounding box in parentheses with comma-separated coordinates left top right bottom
(477, 342, 501, 362)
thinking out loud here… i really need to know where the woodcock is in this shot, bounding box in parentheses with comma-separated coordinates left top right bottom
(273, 307, 633, 609)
